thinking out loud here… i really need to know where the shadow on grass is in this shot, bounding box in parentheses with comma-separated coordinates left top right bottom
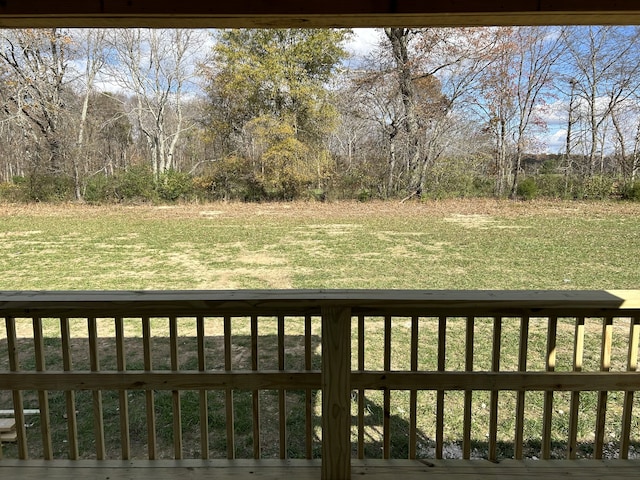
(1, 334, 639, 461)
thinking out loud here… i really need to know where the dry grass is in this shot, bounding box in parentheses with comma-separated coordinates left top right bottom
(1, 198, 639, 291)
(3, 197, 639, 221)
(1, 199, 639, 460)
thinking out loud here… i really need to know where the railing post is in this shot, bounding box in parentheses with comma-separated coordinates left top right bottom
(321, 305, 351, 480)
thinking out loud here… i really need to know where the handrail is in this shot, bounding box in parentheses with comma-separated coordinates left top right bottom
(1, 290, 639, 480)
(1, 289, 638, 316)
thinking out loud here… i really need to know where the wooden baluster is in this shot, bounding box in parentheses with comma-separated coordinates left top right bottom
(142, 317, 157, 459)
(304, 314, 313, 459)
(197, 316, 210, 459)
(383, 315, 391, 459)
(409, 316, 419, 459)
(278, 315, 286, 459)
(542, 317, 557, 460)
(620, 316, 639, 459)
(5, 317, 27, 459)
(568, 317, 585, 459)
(463, 317, 474, 460)
(170, 316, 182, 459)
(224, 316, 235, 459)
(594, 317, 613, 459)
(514, 316, 529, 460)
(32, 317, 53, 459)
(88, 318, 105, 460)
(60, 318, 79, 460)
(357, 314, 365, 460)
(488, 317, 502, 462)
(435, 316, 447, 460)
(321, 306, 351, 480)
(114, 317, 131, 460)
(251, 315, 260, 459)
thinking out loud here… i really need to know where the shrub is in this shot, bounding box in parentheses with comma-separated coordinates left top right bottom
(577, 175, 615, 200)
(115, 165, 156, 202)
(156, 169, 193, 201)
(357, 189, 372, 202)
(515, 177, 538, 200)
(0, 182, 25, 202)
(84, 174, 119, 203)
(306, 188, 327, 202)
(25, 174, 74, 202)
(535, 174, 570, 199)
(471, 176, 495, 197)
(621, 181, 640, 201)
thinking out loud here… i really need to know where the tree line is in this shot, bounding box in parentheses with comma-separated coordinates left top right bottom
(1, 26, 640, 203)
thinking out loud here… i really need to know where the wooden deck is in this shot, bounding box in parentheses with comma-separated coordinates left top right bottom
(1, 459, 640, 479)
(2, 290, 640, 479)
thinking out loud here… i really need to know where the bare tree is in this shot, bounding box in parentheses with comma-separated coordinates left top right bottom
(561, 26, 640, 177)
(379, 27, 496, 198)
(0, 29, 70, 175)
(106, 28, 204, 179)
(68, 28, 107, 199)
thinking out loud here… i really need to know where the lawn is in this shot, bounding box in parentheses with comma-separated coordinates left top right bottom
(1, 199, 639, 461)
(1, 199, 639, 290)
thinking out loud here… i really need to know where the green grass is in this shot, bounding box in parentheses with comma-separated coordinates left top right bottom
(1, 200, 639, 460)
(0, 200, 639, 290)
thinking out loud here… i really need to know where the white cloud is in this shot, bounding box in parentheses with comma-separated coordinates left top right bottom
(546, 128, 568, 154)
(345, 28, 381, 58)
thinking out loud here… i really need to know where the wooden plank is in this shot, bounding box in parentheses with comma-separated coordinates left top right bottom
(0, 418, 15, 432)
(514, 316, 529, 460)
(435, 316, 446, 460)
(0, 431, 17, 443)
(88, 318, 106, 460)
(321, 306, 351, 480)
(114, 317, 131, 460)
(224, 316, 234, 460)
(0, 290, 638, 318)
(142, 317, 156, 460)
(250, 315, 260, 460)
(60, 317, 79, 460)
(383, 315, 391, 460)
(594, 317, 613, 459)
(304, 314, 313, 460)
(5, 1, 640, 28)
(196, 317, 209, 460)
(488, 317, 501, 462)
(463, 317, 474, 460)
(169, 317, 182, 460)
(6, 317, 27, 459)
(2, 459, 640, 479)
(357, 314, 365, 460)
(542, 317, 557, 460)
(278, 315, 286, 460)
(32, 317, 53, 460)
(408, 316, 418, 459)
(620, 316, 639, 459)
(2, 370, 639, 392)
(568, 317, 585, 459)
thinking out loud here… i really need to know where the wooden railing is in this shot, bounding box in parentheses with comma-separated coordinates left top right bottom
(1, 290, 639, 479)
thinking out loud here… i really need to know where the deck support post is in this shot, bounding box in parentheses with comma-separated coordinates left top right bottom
(321, 306, 352, 480)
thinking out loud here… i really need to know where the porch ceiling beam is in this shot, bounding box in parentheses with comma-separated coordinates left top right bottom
(2, 1, 640, 28)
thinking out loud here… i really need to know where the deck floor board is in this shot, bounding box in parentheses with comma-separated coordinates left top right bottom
(1, 459, 639, 479)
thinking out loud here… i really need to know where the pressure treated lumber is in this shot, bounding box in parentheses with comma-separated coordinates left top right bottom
(3, 1, 640, 27)
(1, 459, 640, 479)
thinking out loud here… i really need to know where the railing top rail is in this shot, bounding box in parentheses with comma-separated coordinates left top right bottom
(0, 289, 638, 317)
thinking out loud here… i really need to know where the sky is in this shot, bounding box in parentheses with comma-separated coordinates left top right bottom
(345, 28, 571, 154)
(80, 27, 573, 155)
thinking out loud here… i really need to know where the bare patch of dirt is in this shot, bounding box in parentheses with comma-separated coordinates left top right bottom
(2, 198, 640, 221)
